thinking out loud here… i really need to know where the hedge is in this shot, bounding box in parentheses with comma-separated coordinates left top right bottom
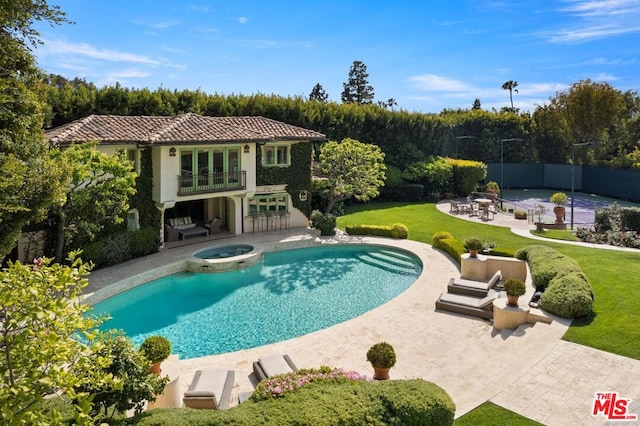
(80, 227, 160, 269)
(431, 231, 465, 263)
(515, 245, 593, 318)
(134, 379, 455, 426)
(345, 223, 409, 239)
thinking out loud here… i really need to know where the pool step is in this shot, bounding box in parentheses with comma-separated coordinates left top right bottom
(355, 251, 421, 275)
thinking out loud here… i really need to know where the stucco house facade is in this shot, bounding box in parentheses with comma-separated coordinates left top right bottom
(45, 113, 326, 244)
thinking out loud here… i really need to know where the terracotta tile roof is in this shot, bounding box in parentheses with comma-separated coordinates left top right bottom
(46, 113, 326, 145)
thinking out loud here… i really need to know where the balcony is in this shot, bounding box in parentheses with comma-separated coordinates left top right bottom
(178, 171, 246, 196)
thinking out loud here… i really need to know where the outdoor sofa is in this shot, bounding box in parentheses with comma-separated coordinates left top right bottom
(183, 369, 235, 410)
(447, 270, 502, 297)
(252, 354, 298, 382)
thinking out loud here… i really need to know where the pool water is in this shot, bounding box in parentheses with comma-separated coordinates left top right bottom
(193, 244, 254, 259)
(91, 245, 422, 359)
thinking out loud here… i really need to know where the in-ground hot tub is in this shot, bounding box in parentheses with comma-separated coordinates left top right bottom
(188, 244, 263, 272)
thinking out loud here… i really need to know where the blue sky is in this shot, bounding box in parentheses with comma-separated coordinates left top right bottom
(34, 0, 640, 113)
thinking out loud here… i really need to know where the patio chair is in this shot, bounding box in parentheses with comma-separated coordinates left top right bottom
(447, 270, 502, 297)
(449, 200, 460, 214)
(435, 290, 501, 320)
(252, 354, 298, 382)
(183, 369, 235, 410)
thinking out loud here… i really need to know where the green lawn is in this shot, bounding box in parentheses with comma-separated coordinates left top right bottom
(337, 202, 640, 360)
(454, 402, 543, 425)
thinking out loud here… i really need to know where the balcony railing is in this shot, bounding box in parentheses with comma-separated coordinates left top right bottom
(178, 171, 246, 195)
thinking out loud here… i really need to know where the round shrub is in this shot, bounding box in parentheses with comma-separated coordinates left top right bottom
(464, 237, 484, 251)
(366, 342, 396, 368)
(503, 278, 526, 297)
(540, 281, 593, 318)
(310, 210, 336, 236)
(390, 223, 409, 239)
(139, 335, 172, 363)
(432, 231, 453, 245)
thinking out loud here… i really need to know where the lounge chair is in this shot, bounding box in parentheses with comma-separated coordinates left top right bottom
(183, 369, 235, 410)
(252, 354, 298, 382)
(435, 290, 501, 320)
(447, 270, 502, 297)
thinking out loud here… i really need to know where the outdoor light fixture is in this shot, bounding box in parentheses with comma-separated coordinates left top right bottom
(244, 144, 250, 153)
(571, 141, 593, 230)
(169, 147, 176, 157)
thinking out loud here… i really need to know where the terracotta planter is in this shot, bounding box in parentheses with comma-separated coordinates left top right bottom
(507, 295, 520, 307)
(150, 361, 162, 374)
(469, 250, 479, 258)
(553, 206, 565, 224)
(373, 366, 390, 380)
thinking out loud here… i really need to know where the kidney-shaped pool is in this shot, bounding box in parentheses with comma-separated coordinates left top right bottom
(90, 244, 422, 359)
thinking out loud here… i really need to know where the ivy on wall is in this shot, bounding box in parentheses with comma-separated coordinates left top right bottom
(256, 141, 313, 217)
(130, 148, 161, 231)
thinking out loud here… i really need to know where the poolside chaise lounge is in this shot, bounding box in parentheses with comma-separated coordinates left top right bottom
(252, 354, 298, 382)
(435, 290, 501, 320)
(447, 270, 502, 297)
(183, 369, 235, 410)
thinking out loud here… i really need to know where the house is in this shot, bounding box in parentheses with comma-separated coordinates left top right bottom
(45, 113, 326, 244)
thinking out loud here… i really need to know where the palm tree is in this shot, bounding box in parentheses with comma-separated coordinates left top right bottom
(501, 80, 519, 109)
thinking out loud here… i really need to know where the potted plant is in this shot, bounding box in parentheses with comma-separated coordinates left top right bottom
(464, 237, 484, 258)
(140, 335, 172, 374)
(503, 278, 526, 307)
(550, 192, 567, 224)
(535, 204, 546, 231)
(366, 342, 396, 380)
(485, 181, 500, 201)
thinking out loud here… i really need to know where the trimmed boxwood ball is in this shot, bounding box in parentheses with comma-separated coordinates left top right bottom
(503, 278, 526, 297)
(139, 335, 171, 363)
(464, 237, 484, 251)
(390, 223, 409, 239)
(366, 342, 397, 368)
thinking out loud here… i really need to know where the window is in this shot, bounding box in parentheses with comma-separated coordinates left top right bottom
(179, 147, 241, 189)
(262, 144, 290, 166)
(248, 193, 289, 215)
(117, 148, 140, 173)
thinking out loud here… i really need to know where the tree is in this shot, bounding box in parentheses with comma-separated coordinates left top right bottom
(317, 138, 386, 213)
(501, 80, 519, 109)
(472, 98, 482, 110)
(0, 1, 70, 261)
(309, 83, 329, 103)
(0, 254, 102, 424)
(377, 98, 398, 110)
(341, 61, 375, 104)
(50, 143, 137, 262)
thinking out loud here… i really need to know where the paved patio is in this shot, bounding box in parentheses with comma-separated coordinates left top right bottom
(85, 205, 640, 425)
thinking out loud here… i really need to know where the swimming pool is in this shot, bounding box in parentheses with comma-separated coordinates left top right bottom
(90, 244, 422, 359)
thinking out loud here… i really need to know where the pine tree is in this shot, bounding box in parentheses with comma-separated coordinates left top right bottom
(341, 60, 375, 104)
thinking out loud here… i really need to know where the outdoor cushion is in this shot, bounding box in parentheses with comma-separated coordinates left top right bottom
(451, 270, 502, 291)
(438, 293, 496, 308)
(183, 369, 235, 410)
(258, 354, 295, 377)
(174, 223, 196, 230)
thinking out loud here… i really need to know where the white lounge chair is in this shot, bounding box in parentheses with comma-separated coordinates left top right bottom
(183, 369, 235, 410)
(447, 270, 502, 297)
(252, 354, 298, 382)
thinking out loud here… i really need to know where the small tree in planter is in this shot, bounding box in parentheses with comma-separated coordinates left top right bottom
(504, 278, 526, 307)
(485, 181, 500, 200)
(550, 192, 567, 224)
(310, 210, 337, 236)
(366, 342, 396, 380)
(464, 237, 484, 258)
(140, 335, 172, 374)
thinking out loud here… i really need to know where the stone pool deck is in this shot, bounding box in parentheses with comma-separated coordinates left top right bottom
(87, 218, 640, 424)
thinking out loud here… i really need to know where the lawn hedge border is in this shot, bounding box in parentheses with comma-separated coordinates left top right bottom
(345, 223, 409, 239)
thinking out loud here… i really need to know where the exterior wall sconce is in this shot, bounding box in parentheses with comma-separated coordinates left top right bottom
(298, 190, 309, 202)
(169, 147, 176, 157)
(244, 144, 250, 153)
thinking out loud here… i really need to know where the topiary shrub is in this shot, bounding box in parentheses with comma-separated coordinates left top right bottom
(390, 223, 409, 239)
(431, 231, 465, 263)
(540, 272, 594, 318)
(366, 342, 397, 369)
(139, 335, 172, 364)
(310, 210, 336, 236)
(515, 245, 594, 318)
(345, 223, 408, 239)
(486, 246, 515, 258)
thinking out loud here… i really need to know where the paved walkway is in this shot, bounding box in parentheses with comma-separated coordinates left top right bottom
(85, 206, 640, 425)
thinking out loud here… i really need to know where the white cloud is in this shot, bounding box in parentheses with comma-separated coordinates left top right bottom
(239, 17, 249, 24)
(43, 40, 160, 65)
(590, 72, 618, 81)
(406, 74, 472, 92)
(560, 0, 640, 17)
(133, 19, 180, 30)
(107, 69, 152, 79)
(545, 24, 640, 44)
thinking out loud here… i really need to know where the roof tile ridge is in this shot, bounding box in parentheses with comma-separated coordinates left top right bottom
(215, 115, 272, 139)
(50, 114, 97, 142)
(149, 113, 194, 142)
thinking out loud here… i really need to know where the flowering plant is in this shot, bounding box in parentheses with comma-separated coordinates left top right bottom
(251, 366, 369, 401)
